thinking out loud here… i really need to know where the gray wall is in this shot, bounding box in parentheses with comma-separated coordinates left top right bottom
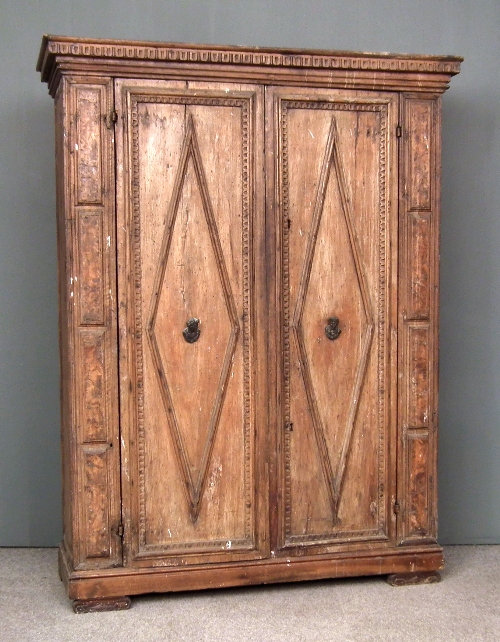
(1, 0, 499, 546)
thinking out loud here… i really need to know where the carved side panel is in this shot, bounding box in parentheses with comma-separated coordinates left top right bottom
(399, 95, 440, 543)
(74, 86, 104, 204)
(407, 213, 431, 319)
(407, 100, 433, 211)
(59, 78, 122, 570)
(55, 82, 74, 562)
(405, 433, 431, 538)
(82, 446, 112, 558)
(77, 211, 104, 325)
(79, 329, 106, 443)
(406, 323, 431, 429)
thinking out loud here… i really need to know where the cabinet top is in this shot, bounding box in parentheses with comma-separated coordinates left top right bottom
(37, 35, 462, 96)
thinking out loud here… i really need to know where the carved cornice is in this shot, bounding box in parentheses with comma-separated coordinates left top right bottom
(37, 35, 462, 86)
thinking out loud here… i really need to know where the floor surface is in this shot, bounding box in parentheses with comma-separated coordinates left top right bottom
(0, 546, 499, 641)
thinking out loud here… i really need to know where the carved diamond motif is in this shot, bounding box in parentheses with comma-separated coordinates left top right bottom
(146, 114, 239, 522)
(292, 115, 375, 520)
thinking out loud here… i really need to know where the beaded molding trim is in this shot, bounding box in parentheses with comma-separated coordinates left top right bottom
(42, 40, 462, 75)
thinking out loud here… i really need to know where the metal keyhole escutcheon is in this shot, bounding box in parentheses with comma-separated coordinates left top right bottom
(183, 318, 201, 343)
(325, 316, 341, 341)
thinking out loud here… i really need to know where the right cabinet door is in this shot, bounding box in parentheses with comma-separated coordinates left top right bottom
(268, 87, 399, 552)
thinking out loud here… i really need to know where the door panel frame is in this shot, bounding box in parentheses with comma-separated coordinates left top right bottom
(113, 79, 414, 565)
(265, 86, 400, 556)
(114, 78, 269, 567)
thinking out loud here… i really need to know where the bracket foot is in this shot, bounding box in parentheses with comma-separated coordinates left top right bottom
(73, 596, 132, 613)
(387, 571, 441, 587)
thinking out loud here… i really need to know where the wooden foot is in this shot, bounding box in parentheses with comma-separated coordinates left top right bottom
(73, 597, 132, 613)
(387, 571, 441, 587)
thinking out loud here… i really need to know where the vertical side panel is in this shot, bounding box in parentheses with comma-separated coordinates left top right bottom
(83, 447, 113, 559)
(79, 329, 106, 443)
(75, 86, 104, 204)
(405, 433, 431, 538)
(406, 323, 431, 429)
(77, 211, 104, 325)
(58, 77, 122, 571)
(407, 212, 431, 319)
(407, 100, 432, 211)
(398, 95, 440, 544)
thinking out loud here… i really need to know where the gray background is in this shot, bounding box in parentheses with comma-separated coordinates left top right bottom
(0, 0, 498, 546)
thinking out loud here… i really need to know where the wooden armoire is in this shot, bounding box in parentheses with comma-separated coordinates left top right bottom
(37, 36, 461, 612)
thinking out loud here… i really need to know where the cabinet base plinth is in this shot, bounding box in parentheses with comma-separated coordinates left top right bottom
(387, 571, 441, 586)
(73, 597, 132, 613)
(60, 542, 444, 603)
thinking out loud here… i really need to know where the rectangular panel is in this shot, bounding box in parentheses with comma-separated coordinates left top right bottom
(82, 446, 112, 559)
(268, 87, 399, 552)
(407, 212, 431, 319)
(79, 329, 107, 442)
(407, 100, 433, 210)
(77, 210, 105, 325)
(406, 323, 431, 428)
(405, 433, 431, 538)
(116, 79, 267, 567)
(75, 86, 104, 204)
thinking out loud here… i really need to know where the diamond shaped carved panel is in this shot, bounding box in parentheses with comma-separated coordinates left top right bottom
(280, 106, 379, 537)
(292, 116, 375, 521)
(146, 114, 240, 523)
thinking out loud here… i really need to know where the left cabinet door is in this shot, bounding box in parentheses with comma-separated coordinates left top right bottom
(115, 79, 268, 567)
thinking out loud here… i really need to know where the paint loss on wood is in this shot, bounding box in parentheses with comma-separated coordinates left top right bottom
(38, 36, 460, 606)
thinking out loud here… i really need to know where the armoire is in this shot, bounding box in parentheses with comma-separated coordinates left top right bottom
(37, 35, 461, 612)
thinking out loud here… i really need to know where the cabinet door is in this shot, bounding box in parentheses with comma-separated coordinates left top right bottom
(268, 88, 399, 552)
(115, 80, 267, 566)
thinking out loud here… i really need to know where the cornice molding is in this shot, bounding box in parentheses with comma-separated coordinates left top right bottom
(37, 36, 462, 85)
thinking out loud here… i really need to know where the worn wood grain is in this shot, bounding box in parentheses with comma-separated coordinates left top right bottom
(114, 79, 267, 567)
(398, 94, 440, 544)
(59, 541, 444, 599)
(271, 88, 398, 550)
(39, 36, 460, 607)
(55, 76, 122, 572)
(73, 597, 131, 613)
(387, 570, 441, 586)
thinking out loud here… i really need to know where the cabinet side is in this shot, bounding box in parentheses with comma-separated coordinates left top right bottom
(54, 80, 74, 565)
(55, 76, 123, 573)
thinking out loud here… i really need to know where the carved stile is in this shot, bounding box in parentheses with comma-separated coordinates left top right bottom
(399, 95, 439, 543)
(63, 78, 122, 570)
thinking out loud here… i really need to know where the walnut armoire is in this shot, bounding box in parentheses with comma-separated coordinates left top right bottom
(37, 36, 461, 612)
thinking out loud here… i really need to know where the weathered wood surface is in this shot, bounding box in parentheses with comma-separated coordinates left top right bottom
(115, 79, 267, 566)
(387, 570, 442, 586)
(55, 76, 122, 572)
(39, 36, 460, 606)
(73, 597, 131, 613)
(60, 543, 444, 599)
(269, 88, 398, 553)
(398, 95, 441, 545)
